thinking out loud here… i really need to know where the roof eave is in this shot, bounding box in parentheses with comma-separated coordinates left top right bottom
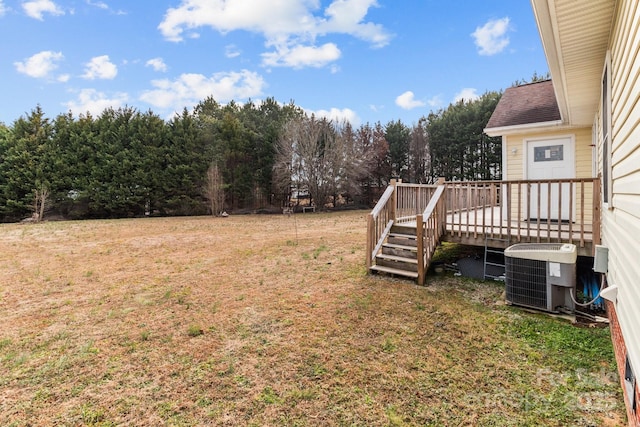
(531, 0, 570, 125)
(484, 119, 565, 137)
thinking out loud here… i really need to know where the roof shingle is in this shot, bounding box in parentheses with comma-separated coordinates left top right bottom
(486, 80, 561, 130)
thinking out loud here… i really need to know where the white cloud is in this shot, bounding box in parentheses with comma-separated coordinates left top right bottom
(86, 0, 108, 10)
(14, 50, 64, 78)
(140, 69, 266, 111)
(64, 88, 129, 116)
(0, 1, 7, 16)
(158, 0, 310, 42)
(157, 0, 391, 69)
(86, 0, 126, 15)
(454, 88, 480, 103)
(472, 17, 511, 56)
(82, 55, 118, 80)
(146, 57, 168, 72)
(426, 95, 443, 108)
(225, 44, 241, 58)
(262, 43, 341, 68)
(395, 91, 426, 110)
(321, 0, 389, 48)
(22, 0, 64, 20)
(309, 107, 360, 126)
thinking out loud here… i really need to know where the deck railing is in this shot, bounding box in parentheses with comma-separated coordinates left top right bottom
(415, 184, 446, 284)
(367, 177, 601, 280)
(445, 178, 600, 249)
(395, 183, 439, 224)
(366, 184, 396, 269)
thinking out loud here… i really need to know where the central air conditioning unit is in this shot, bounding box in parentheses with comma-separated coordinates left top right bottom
(504, 243, 577, 313)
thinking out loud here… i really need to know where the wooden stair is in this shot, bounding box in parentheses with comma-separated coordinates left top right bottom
(369, 224, 420, 279)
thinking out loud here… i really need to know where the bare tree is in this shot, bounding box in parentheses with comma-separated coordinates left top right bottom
(274, 116, 324, 207)
(274, 116, 370, 210)
(409, 118, 433, 184)
(203, 163, 225, 215)
(32, 184, 49, 222)
(331, 121, 370, 205)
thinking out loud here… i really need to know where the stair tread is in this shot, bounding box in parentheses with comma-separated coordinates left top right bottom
(389, 232, 417, 239)
(391, 223, 416, 228)
(370, 265, 419, 278)
(376, 254, 418, 264)
(383, 243, 418, 251)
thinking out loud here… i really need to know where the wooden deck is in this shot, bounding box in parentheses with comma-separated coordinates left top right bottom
(399, 208, 593, 255)
(367, 178, 601, 284)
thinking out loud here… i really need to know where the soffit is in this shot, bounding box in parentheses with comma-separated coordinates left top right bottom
(532, 0, 616, 126)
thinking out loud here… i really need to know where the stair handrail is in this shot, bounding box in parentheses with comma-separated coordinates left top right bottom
(416, 184, 446, 284)
(366, 183, 396, 268)
(370, 185, 395, 219)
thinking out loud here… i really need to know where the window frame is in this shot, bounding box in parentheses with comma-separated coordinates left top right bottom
(601, 51, 613, 208)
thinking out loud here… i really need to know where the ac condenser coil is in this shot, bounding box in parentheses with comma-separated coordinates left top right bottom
(504, 243, 577, 313)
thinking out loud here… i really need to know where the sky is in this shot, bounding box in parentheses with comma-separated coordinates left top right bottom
(0, 0, 550, 127)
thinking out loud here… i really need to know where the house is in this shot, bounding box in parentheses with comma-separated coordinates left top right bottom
(486, 1, 639, 424)
(484, 79, 598, 245)
(367, 0, 638, 423)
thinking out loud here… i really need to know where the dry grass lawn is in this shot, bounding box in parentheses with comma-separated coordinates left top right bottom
(0, 210, 626, 426)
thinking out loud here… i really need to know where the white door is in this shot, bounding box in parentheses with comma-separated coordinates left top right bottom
(526, 137, 575, 221)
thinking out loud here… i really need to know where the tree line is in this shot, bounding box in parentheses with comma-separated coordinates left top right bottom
(0, 91, 501, 222)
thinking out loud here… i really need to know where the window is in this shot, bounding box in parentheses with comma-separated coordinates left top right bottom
(601, 53, 612, 206)
(534, 145, 563, 162)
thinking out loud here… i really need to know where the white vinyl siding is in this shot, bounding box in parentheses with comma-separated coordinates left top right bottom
(605, 0, 640, 388)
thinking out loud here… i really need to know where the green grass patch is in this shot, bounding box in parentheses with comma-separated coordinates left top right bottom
(507, 313, 616, 371)
(186, 325, 204, 337)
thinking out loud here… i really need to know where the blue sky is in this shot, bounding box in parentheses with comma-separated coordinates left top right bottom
(0, 0, 549, 126)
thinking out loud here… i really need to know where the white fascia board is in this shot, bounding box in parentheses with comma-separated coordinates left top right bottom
(484, 120, 565, 137)
(530, 0, 570, 123)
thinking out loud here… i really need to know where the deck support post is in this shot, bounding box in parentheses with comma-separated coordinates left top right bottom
(416, 214, 425, 285)
(390, 179, 399, 221)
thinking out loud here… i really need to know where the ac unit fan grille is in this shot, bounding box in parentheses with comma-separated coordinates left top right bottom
(505, 257, 547, 310)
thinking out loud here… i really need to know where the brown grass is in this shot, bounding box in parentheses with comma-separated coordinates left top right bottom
(0, 211, 626, 426)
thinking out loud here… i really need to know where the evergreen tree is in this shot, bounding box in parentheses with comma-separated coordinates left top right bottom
(0, 87, 503, 221)
(385, 120, 411, 181)
(53, 112, 101, 218)
(2, 106, 54, 221)
(162, 109, 209, 215)
(426, 91, 502, 181)
(0, 123, 12, 220)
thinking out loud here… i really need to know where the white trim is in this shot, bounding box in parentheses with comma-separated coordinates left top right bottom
(501, 135, 507, 180)
(592, 114, 598, 178)
(484, 120, 564, 137)
(601, 51, 613, 209)
(522, 137, 527, 180)
(531, 0, 570, 123)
